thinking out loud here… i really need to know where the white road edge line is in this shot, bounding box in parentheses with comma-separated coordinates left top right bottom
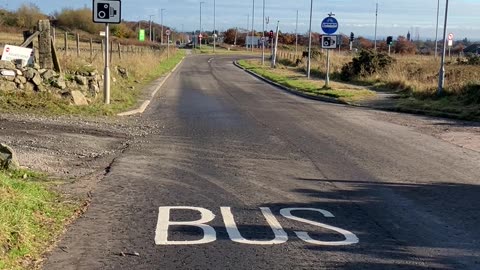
(117, 56, 186, 117)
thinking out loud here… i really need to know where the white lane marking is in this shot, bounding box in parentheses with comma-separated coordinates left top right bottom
(280, 208, 359, 246)
(155, 207, 359, 246)
(155, 206, 216, 245)
(221, 207, 288, 245)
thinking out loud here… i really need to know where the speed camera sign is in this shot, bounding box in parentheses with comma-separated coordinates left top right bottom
(93, 0, 121, 24)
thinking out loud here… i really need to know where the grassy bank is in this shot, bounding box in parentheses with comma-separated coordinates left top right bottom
(0, 170, 80, 270)
(0, 49, 185, 116)
(268, 50, 480, 121)
(237, 59, 375, 103)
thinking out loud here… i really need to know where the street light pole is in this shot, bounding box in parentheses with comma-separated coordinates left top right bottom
(213, 0, 216, 53)
(437, 0, 449, 96)
(374, 2, 378, 51)
(161, 9, 165, 45)
(434, 0, 440, 59)
(262, 0, 265, 65)
(246, 14, 249, 51)
(200, 1, 205, 48)
(307, 0, 313, 79)
(295, 10, 298, 56)
(149, 15, 154, 42)
(251, 0, 255, 52)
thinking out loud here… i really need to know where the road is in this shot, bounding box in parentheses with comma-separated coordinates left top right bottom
(44, 55, 480, 270)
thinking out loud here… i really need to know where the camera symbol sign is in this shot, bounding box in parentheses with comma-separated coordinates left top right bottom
(93, 0, 121, 24)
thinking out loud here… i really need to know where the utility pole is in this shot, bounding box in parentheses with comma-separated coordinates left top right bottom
(437, 0, 449, 96)
(161, 9, 165, 45)
(200, 1, 204, 48)
(213, 0, 216, 53)
(234, 27, 238, 45)
(271, 21, 279, 68)
(149, 15, 155, 42)
(246, 14, 250, 50)
(435, 0, 440, 59)
(251, 0, 255, 52)
(374, 2, 378, 51)
(295, 10, 299, 56)
(307, 0, 313, 79)
(262, 0, 265, 65)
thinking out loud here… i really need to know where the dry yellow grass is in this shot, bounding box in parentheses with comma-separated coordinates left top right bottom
(275, 49, 480, 96)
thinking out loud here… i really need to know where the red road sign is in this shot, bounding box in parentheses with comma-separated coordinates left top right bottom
(5, 47, 9, 53)
(448, 33, 454, 41)
(199, 34, 203, 38)
(166, 29, 171, 36)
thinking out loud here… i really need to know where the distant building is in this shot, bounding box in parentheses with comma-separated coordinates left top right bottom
(245, 36, 261, 48)
(464, 44, 480, 54)
(407, 31, 411, 41)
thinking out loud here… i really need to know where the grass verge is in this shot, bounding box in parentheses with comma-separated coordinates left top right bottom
(0, 49, 186, 117)
(0, 170, 81, 270)
(237, 59, 375, 103)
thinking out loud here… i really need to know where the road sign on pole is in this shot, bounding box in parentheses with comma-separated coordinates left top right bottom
(448, 33, 454, 41)
(165, 29, 171, 36)
(321, 35, 337, 49)
(321, 16, 338, 35)
(93, 0, 122, 105)
(93, 0, 121, 24)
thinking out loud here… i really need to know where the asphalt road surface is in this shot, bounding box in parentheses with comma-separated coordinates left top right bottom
(44, 55, 480, 270)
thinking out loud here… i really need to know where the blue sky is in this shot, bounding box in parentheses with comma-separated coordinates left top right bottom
(5, 0, 480, 40)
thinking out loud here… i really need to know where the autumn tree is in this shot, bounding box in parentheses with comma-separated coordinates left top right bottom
(16, 3, 46, 28)
(357, 37, 374, 50)
(394, 36, 417, 54)
(55, 8, 102, 34)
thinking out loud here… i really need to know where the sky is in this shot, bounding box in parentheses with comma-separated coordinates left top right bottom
(5, 0, 480, 40)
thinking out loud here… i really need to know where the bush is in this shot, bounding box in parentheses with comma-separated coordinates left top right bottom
(55, 8, 102, 34)
(462, 53, 480, 66)
(341, 50, 395, 81)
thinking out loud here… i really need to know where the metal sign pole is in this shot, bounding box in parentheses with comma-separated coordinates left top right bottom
(325, 49, 330, 88)
(437, 0, 449, 96)
(104, 23, 110, 104)
(167, 35, 170, 59)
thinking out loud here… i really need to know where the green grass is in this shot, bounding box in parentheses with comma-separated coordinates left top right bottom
(0, 170, 80, 270)
(0, 50, 186, 117)
(237, 59, 375, 102)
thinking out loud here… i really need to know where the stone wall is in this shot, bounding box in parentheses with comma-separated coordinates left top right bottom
(0, 60, 102, 106)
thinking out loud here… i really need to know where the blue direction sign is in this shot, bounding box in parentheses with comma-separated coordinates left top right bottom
(321, 16, 338, 35)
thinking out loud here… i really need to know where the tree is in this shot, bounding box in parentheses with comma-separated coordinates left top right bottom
(394, 36, 416, 54)
(16, 3, 46, 28)
(223, 28, 237, 44)
(55, 8, 102, 34)
(357, 36, 374, 50)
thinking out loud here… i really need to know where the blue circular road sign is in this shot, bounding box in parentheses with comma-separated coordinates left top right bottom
(321, 17, 339, 34)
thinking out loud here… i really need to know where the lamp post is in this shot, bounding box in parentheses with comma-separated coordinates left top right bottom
(200, 1, 205, 48)
(213, 0, 216, 53)
(149, 15, 155, 42)
(251, 0, 255, 52)
(295, 10, 298, 56)
(307, 0, 313, 79)
(437, 0, 449, 96)
(161, 9, 165, 44)
(262, 0, 265, 65)
(434, 0, 440, 59)
(374, 2, 378, 51)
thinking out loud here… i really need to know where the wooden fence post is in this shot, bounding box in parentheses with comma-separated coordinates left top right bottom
(90, 38, 93, 59)
(38, 20, 53, 69)
(76, 33, 80, 56)
(110, 40, 113, 63)
(118, 43, 121, 60)
(64, 32, 68, 55)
